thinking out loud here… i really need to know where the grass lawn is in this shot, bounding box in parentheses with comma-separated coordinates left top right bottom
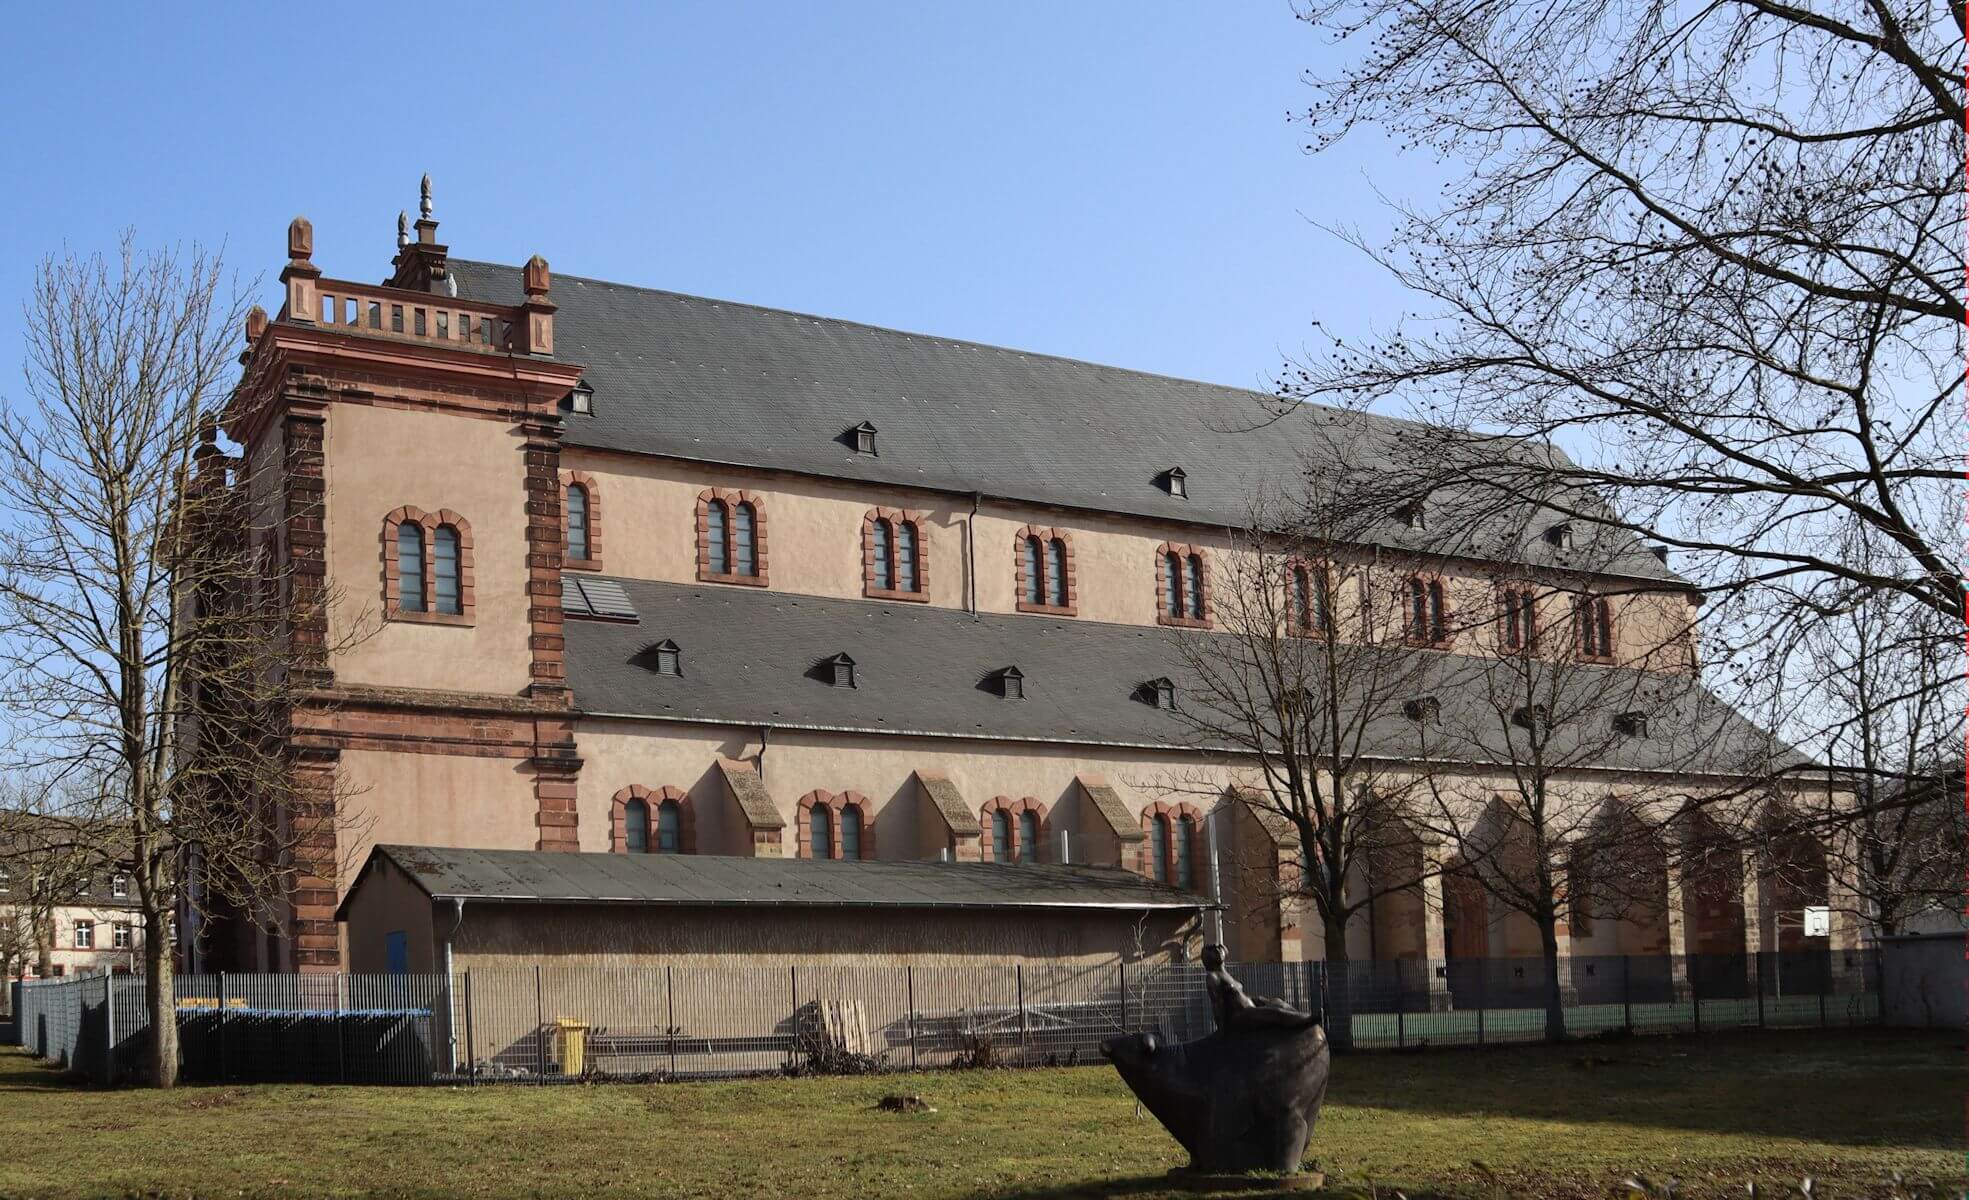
(0, 1029, 1958, 1199)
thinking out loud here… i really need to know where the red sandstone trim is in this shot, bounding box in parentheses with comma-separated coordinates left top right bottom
(1574, 594, 1618, 663)
(1402, 570, 1453, 650)
(978, 796, 1051, 863)
(609, 783, 696, 854)
(561, 469, 603, 572)
(380, 505, 476, 626)
(1155, 543, 1213, 629)
(1012, 525, 1077, 616)
(695, 487, 771, 587)
(1285, 556, 1332, 639)
(861, 507, 931, 602)
(1139, 801, 1205, 889)
(796, 789, 877, 860)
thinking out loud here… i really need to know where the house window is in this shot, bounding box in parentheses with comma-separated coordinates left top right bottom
(1577, 596, 1615, 659)
(810, 805, 833, 860)
(624, 798, 650, 853)
(1018, 811, 1039, 864)
(433, 525, 462, 615)
(707, 500, 729, 574)
(1150, 816, 1171, 884)
(865, 510, 928, 599)
(1175, 818, 1196, 890)
(1406, 576, 1448, 646)
(1502, 588, 1537, 652)
(111, 874, 128, 899)
(841, 804, 863, 861)
(1158, 544, 1210, 627)
(698, 490, 768, 584)
(113, 923, 132, 950)
(657, 799, 682, 852)
(1015, 527, 1075, 614)
(734, 503, 757, 576)
(873, 519, 893, 590)
(397, 525, 426, 613)
(73, 920, 93, 950)
(566, 483, 590, 562)
(992, 809, 1013, 864)
(1291, 563, 1330, 634)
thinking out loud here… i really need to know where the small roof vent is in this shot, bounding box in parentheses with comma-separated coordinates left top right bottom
(1648, 544, 1671, 565)
(1512, 703, 1551, 731)
(996, 666, 1025, 701)
(1397, 499, 1426, 530)
(645, 638, 682, 678)
(1614, 711, 1650, 738)
(846, 421, 878, 456)
(1142, 677, 1177, 710)
(822, 652, 858, 689)
(1544, 522, 1574, 549)
(1403, 696, 1441, 722)
(1157, 467, 1188, 499)
(564, 380, 594, 415)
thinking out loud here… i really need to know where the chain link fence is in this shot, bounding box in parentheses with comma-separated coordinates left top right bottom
(11, 948, 1879, 1086)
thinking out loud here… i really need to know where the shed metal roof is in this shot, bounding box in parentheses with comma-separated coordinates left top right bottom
(342, 844, 1214, 918)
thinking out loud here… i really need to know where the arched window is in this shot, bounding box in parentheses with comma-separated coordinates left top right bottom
(1578, 596, 1615, 658)
(897, 522, 918, 593)
(396, 525, 425, 613)
(992, 809, 1013, 864)
(707, 500, 730, 574)
(873, 519, 894, 591)
(624, 798, 649, 853)
(1408, 576, 1447, 645)
(841, 805, 863, 861)
(734, 502, 758, 576)
(1186, 553, 1205, 619)
(433, 526, 461, 615)
(809, 805, 833, 860)
(1150, 815, 1171, 883)
(1502, 588, 1537, 652)
(1175, 817, 1195, 890)
(1023, 536, 1044, 605)
(566, 484, 590, 562)
(1046, 539, 1067, 607)
(1018, 810, 1039, 863)
(1165, 552, 1184, 617)
(656, 799, 681, 853)
(1292, 565, 1311, 630)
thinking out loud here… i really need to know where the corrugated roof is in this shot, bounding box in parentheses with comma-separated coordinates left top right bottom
(565, 577, 1802, 776)
(347, 844, 1212, 915)
(449, 259, 1684, 586)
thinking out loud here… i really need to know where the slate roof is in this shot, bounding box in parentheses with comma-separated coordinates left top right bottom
(566, 577, 1804, 778)
(448, 260, 1683, 586)
(344, 843, 1212, 916)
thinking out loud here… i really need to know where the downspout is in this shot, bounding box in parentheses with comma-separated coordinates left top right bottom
(1205, 808, 1226, 948)
(442, 898, 465, 1073)
(757, 725, 771, 784)
(967, 492, 982, 617)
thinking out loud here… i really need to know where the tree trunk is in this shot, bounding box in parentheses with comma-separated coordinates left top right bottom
(1537, 912, 1566, 1044)
(144, 903, 178, 1088)
(1322, 911, 1355, 1053)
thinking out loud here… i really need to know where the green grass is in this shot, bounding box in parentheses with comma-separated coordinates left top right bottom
(0, 1030, 1958, 1199)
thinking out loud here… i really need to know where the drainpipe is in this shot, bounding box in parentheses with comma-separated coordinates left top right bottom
(442, 898, 465, 1073)
(1205, 808, 1226, 947)
(967, 492, 982, 617)
(757, 725, 771, 784)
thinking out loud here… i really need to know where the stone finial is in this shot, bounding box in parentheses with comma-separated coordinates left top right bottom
(397, 210, 409, 250)
(244, 305, 268, 344)
(420, 173, 433, 219)
(523, 254, 551, 297)
(287, 216, 314, 263)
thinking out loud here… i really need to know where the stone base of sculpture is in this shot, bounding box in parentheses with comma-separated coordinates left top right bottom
(1101, 947, 1331, 1179)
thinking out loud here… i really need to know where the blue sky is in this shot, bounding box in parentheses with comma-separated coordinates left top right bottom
(0, 3, 1434, 396)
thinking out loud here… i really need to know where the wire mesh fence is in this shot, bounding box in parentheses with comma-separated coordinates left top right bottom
(12, 948, 1881, 1085)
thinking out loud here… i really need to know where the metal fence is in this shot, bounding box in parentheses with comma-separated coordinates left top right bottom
(12, 949, 1880, 1086)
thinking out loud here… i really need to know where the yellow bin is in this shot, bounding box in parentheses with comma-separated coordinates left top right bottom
(555, 1018, 590, 1076)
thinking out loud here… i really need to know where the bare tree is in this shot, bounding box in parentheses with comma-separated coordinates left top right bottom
(0, 238, 363, 1086)
(1162, 460, 1446, 1050)
(1280, 0, 1963, 723)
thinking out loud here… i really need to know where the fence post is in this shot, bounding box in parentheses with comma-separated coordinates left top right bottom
(462, 971, 475, 1084)
(1819, 957, 1828, 1027)
(1016, 964, 1028, 1069)
(906, 967, 918, 1071)
(533, 964, 546, 1082)
(789, 966, 798, 1069)
(101, 973, 115, 1086)
(1754, 953, 1765, 1029)
(1475, 961, 1486, 1046)
(1690, 956, 1701, 1034)
(1118, 961, 1127, 1032)
(665, 966, 677, 1078)
(218, 971, 228, 1083)
(1622, 955, 1633, 1033)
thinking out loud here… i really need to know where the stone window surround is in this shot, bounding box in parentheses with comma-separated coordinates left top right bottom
(1156, 543, 1212, 629)
(861, 506, 930, 602)
(561, 469, 603, 572)
(1403, 571, 1452, 649)
(381, 506, 475, 626)
(1575, 594, 1617, 663)
(609, 784, 695, 854)
(1140, 800, 1205, 890)
(797, 789, 876, 860)
(1285, 556, 1332, 638)
(1499, 585, 1539, 654)
(696, 487, 770, 586)
(1013, 525, 1077, 616)
(979, 795, 1050, 863)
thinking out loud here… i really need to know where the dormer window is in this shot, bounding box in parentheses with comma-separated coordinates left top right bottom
(1398, 500, 1426, 530)
(1512, 704, 1551, 731)
(826, 653, 858, 689)
(1614, 711, 1649, 738)
(1158, 467, 1188, 499)
(849, 421, 878, 456)
(1544, 522, 1574, 549)
(566, 381, 594, 415)
(998, 666, 1025, 700)
(651, 639, 682, 677)
(1147, 677, 1177, 710)
(1403, 696, 1441, 722)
